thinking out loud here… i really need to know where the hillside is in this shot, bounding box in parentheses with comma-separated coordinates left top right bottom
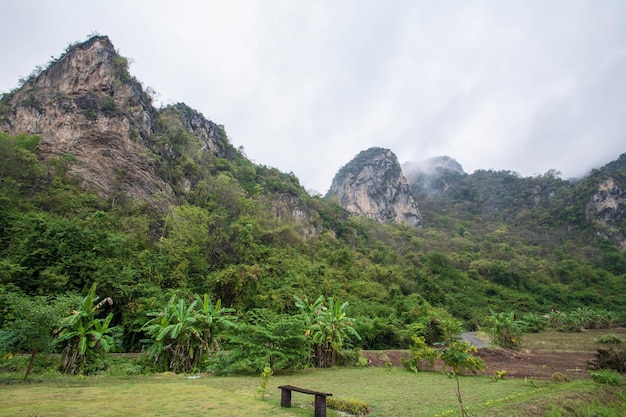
(0, 36, 625, 354)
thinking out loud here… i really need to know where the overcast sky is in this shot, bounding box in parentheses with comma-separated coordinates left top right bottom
(1, 0, 625, 193)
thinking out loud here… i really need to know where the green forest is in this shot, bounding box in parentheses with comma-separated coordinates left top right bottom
(1, 121, 625, 375)
(0, 36, 625, 376)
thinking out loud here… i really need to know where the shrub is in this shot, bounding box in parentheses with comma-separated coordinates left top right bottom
(596, 334, 623, 344)
(588, 347, 626, 372)
(326, 397, 371, 416)
(100, 97, 117, 114)
(402, 336, 437, 372)
(357, 356, 369, 368)
(590, 369, 623, 386)
(551, 372, 569, 383)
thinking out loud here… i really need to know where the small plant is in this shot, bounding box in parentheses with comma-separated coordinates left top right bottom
(551, 372, 569, 383)
(524, 376, 538, 387)
(492, 369, 507, 382)
(402, 335, 437, 372)
(590, 369, 623, 386)
(258, 366, 272, 400)
(357, 356, 369, 368)
(384, 361, 393, 371)
(327, 397, 371, 416)
(596, 334, 623, 344)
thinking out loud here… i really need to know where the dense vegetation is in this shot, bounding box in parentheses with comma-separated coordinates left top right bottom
(1, 36, 625, 375)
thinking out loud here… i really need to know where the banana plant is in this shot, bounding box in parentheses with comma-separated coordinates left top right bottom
(141, 293, 235, 373)
(297, 295, 361, 368)
(58, 283, 120, 374)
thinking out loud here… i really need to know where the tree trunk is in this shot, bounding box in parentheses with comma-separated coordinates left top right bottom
(24, 349, 37, 379)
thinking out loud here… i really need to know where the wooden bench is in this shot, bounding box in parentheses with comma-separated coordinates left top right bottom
(278, 385, 333, 417)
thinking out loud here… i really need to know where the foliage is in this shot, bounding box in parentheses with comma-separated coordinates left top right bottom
(57, 283, 121, 374)
(140, 293, 236, 373)
(588, 347, 626, 373)
(519, 312, 549, 333)
(295, 295, 361, 368)
(210, 308, 307, 374)
(596, 334, 623, 344)
(590, 369, 623, 386)
(487, 311, 525, 350)
(402, 335, 437, 372)
(0, 289, 77, 378)
(326, 397, 371, 416)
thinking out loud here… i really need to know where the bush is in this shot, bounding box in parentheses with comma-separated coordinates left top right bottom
(588, 347, 626, 372)
(402, 336, 437, 373)
(590, 369, 623, 386)
(596, 334, 623, 344)
(326, 397, 371, 416)
(551, 372, 569, 383)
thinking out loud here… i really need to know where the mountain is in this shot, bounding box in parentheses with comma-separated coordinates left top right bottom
(402, 156, 466, 197)
(1, 35, 625, 352)
(326, 147, 422, 227)
(0, 36, 237, 206)
(581, 153, 626, 251)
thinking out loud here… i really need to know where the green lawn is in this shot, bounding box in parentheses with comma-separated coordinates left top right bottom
(1, 367, 623, 417)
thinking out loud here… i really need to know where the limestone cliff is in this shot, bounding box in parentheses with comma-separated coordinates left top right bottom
(583, 154, 626, 250)
(0, 35, 175, 203)
(0, 36, 237, 205)
(326, 147, 422, 227)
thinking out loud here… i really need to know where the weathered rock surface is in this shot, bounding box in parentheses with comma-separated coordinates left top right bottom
(1, 36, 173, 203)
(584, 154, 626, 250)
(326, 147, 422, 226)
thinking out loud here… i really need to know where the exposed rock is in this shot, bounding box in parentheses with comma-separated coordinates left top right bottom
(0, 35, 172, 203)
(326, 147, 422, 227)
(586, 175, 626, 250)
(169, 103, 227, 157)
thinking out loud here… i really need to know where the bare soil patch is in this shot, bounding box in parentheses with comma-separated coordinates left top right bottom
(361, 348, 593, 380)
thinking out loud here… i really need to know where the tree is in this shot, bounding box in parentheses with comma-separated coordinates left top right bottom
(57, 283, 121, 375)
(211, 308, 308, 374)
(435, 319, 485, 417)
(0, 290, 77, 378)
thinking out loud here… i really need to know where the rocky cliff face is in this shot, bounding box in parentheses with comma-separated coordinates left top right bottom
(326, 147, 422, 227)
(0, 36, 234, 208)
(584, 154, 626, 250)
(0, 35, 173, 203)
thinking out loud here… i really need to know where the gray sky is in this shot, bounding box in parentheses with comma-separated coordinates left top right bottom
(1, 0, 625, 193)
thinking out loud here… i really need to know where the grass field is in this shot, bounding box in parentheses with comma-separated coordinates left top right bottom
(524, 327, 626, 352)
(1, 329, 625, 417)
(1, 366, 624, 417)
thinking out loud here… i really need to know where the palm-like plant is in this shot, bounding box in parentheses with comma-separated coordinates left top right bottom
(487, 311, 524, 350)
(58, 283, 120, 374)
(297, 295, 361, 368)
(141, 293, 235, 373)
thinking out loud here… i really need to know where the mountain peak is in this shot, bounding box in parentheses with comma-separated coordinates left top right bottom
(326, 147, 422, 227)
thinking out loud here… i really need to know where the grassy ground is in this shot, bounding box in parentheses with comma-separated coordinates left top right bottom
(1, 329, 625, 416)
(0, 366, 624, 417)
(524, 327, 626, 352)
